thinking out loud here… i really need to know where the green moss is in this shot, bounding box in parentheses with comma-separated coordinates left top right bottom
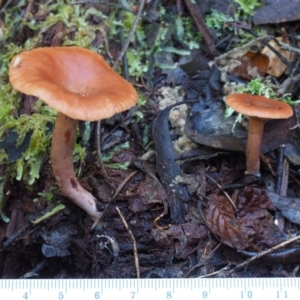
(0, 108, 55, 184)
(236, 78, 300, 106)
(205, 9, 234, 37)
(0, 1, 111, 188)
(0, 84, 20, 122)
(122, 8, 202, 79)
(0, 0, 148, 189)
(234, 0, 264, 17)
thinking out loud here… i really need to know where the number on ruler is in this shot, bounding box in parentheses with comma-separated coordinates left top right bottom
(202, 291, 208, 299)
(166, 291, 172, 299)
(241, 291, 253, 298)
(131, 291, 136, 299)
(95, 291, 100, 299)
(23, 292, 28, 300)
(58, 291, 64, 299)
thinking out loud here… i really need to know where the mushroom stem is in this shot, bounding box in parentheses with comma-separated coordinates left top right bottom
(245, 117, 266, 177)
(51, 112, 101, 221)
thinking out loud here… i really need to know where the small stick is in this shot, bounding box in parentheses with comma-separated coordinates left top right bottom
(95, 0, 145, 184)
(112, 171, 138, 200)
(113, 0, 146, 70)
(96, 120, 110, 183)
(225, 235, 300, 276)
(278, 41, 300, 55)
(116, 206, 140, 278)
(198, 263, 232, 278)
(20, 260, 47, 279)
(206, 174, 236, 209)
(118, 0, 129, 79)
(274, 145, 286, 227)
(2, 223, 31, 249)
(184, 242, 222, 277)
(281, 158, 290, 197)
(94, 171, 138, 222)
(182, 0, 217, 55)
(277, 73, 300, 95)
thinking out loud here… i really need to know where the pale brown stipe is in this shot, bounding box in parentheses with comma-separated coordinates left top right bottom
(9, 47, 139, 222)
(226, 94, 293, 177)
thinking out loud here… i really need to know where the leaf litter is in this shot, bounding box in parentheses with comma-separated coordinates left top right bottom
(2, 0, 300, 279)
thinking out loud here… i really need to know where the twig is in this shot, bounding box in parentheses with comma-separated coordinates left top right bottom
(274, 145, 286, 227)
(182, 0, 217, 55)
(96, 120, 110, 183)
(95, 0, 145, 180)
(278, 41, 300, 55)
(281, 158, 290, 197)
(277, 73, 300, 95)
(198, 263, 232, 278)
(72, 239, 93, 258)
(0, 0, 13, 13)
(118, 0, 129, 79)
(92, 171, 137, 223)
(116, 206, 140, 278)
(247, 33, 292, 70)
(276, 145, 285, 195)
(153, 214, 171, 230)
(113, 0, 146, 70)
(225, 235, 300, 276)
(1, 223, 31, 249)
(206, 174, 236, 209)
(184, 242, 222, 277)
(112, 171, 138, 200)
(261, 37, 292, 70)
(19, 260, 47, 279)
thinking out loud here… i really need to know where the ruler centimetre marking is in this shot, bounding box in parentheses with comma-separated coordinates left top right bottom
(1, 278, 300, 299)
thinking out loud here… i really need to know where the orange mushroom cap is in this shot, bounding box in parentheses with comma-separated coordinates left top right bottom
(226, 94, 293, 119)
(9, 47, 139, 121)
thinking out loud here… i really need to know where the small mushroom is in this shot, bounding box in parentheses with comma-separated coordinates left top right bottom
(226, 94, 293, 177)
(9, 46, 139, 221)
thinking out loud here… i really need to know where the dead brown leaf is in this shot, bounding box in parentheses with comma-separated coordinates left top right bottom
(232, 51, 269, 79)
(236, 188, 287, 251)
(215, 37, 271, 81)
(262, 35, 294, 77)
(128, 173, 167, 213)
(205, 193, 249, 250)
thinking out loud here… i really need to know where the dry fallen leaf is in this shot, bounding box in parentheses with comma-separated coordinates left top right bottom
(262, 36, 294, 77)
(215, 36, 272, 81)
(205, 188, 289, 251)
(128, 173, 167, 213)
(232, 50, 270, 80)
(236, 188, 287, 251)
(205, 193, 249, 250)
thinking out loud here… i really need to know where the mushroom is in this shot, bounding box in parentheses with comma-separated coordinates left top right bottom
(9, 46, 139, 222)
(226, 94, 293, 177)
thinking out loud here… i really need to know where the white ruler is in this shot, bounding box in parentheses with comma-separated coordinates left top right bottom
(1, 278, 299, 300)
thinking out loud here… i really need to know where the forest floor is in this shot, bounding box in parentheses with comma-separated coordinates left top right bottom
(1, 0, 300, 279)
